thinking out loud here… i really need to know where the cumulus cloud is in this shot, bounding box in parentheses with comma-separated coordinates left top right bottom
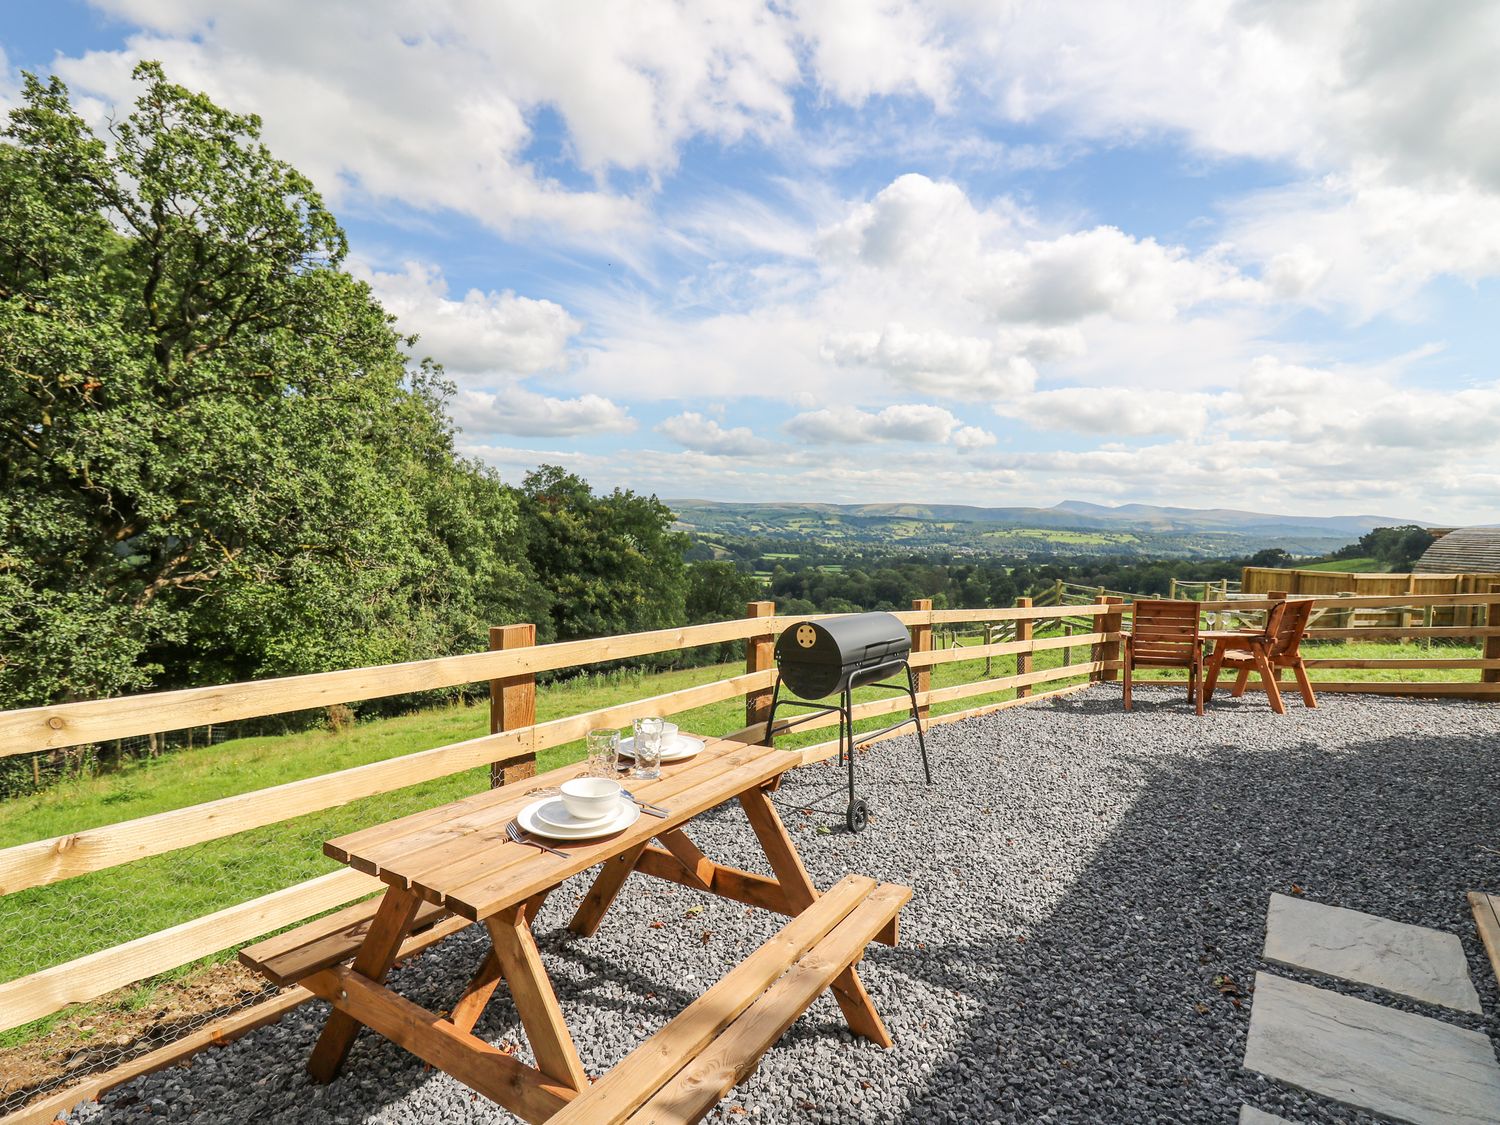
(1226, 173, 1500, 317)
(657, 412, 776, 457)
(784, 403, 992, 449)
(978, 227, 1263, 323)
(820, 174, 1263, 326)
(787, 0, 953, 107)
(1000, 387, 1210, 438)
(52, 0, 811, 239)
(820, 323, 1036, 400)
(454, 387, 634, 438)
(361, 261, 580, 377)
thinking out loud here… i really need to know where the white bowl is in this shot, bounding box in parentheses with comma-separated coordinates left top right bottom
(560, 776, 621, 821)
(660, 722, 679, 741)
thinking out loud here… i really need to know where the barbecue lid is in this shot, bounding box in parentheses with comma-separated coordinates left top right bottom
(773, 612, 910, 667)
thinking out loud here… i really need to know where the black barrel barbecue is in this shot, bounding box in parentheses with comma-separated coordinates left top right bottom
(762, 612, 931, 832)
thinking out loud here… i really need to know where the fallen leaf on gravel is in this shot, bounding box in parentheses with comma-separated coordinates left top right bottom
(1212, 974, 1242, 998)
(727, 1106, 747, 1116)
(683, 905, 703, 917)
(1290, 884, 1305, 895)
(649, 920, 664, 929)
(1193, 1002, 1210, 1015)
(700, 930, 714, 944)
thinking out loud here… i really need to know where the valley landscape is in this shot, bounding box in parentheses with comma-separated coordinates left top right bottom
(671, 498, 1424, 559)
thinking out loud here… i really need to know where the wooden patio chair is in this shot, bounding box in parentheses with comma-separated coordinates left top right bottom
(1123, 599, 1203, 715)
(1204, 599, 1317, 714)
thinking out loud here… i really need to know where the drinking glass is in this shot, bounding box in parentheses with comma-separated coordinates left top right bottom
(631, 716, 665, 781)
(586, 728, 620, 777)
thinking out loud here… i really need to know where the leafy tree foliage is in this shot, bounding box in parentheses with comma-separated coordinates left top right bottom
(518, 466, 688, 642)
(1333, 525, 1436, 571)
(684, 561, 763, 624)
(0, 64, 544, 707)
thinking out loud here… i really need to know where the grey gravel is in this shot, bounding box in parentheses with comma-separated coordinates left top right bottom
(64, 686, 1500, 1123)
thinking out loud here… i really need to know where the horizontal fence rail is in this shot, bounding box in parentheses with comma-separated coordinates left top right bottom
(1, 586, 1496, 1121)
(0, 604, 1125, 758)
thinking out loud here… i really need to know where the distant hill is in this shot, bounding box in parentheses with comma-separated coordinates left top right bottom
(667, 499, 1429, 559)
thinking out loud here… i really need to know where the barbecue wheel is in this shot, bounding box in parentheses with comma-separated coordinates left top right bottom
(845, 798, 869, 833)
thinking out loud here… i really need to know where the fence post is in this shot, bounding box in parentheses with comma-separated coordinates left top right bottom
(1093, 596, 1124, 682)
(910, 598, 933, 722)
(1063, 623, 1073, 668)
(1336, 590, 1355, 644)
(489, 623, 537, 788)
(1015, 597, 1034, 697)
(1484, 583, 1500, 685)
(1169, 577, 1178, 600)
(745, 601, 777, 732)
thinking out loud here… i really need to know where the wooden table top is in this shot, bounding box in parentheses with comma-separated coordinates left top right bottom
(325, 735, 793, 922)
(1200, 629, 1261, 640)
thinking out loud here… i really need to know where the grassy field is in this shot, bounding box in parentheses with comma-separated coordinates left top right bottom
(980, 527, 1139, 547)
(1295, 557, 1390, 573)
(0, 624, 1483, 1046)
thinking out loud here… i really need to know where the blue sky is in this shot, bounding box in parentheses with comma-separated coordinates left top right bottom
(4, 1, 1499, 521)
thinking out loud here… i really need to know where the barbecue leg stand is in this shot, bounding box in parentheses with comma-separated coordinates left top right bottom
(739, 785, 893, 1046)
(307, 886, 423, 1082)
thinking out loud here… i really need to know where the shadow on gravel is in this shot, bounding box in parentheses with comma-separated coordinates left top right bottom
(891, 692, 1500, 1123)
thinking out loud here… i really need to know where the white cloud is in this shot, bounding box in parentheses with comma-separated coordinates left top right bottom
(788, 0, 953, 107)
(454, 386, 634, 438)
(1001, 387, 1210, 438)
(978, 227, 1263, 324)
(821, 323, 1036, 400)
(657, 412, 776, 457)
(951, 425, 997, 453)
(784, 403, 989, 447)
(820, 174, 1263, 325)
(54, 0, 810, 240)
(1227, 173, 1500, 317)
(360, 261, 580, 377)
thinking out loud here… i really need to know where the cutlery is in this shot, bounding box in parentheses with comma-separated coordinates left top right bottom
(620, 788, 669, 817)
(507, 820, 568, 858)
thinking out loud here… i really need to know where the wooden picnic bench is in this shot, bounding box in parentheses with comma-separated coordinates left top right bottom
(240, 736, 911, 1124)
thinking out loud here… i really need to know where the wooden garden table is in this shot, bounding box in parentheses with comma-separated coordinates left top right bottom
(295, 735, 893, 1123)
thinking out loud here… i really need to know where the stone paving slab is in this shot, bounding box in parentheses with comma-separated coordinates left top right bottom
(1239, 1106, 1292, 1124)
(1264, 892, 1482, 1013)
(1244, 972, 1500, 1125)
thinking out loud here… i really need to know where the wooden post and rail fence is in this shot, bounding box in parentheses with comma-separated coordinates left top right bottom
(1, 589, 1499, 1122)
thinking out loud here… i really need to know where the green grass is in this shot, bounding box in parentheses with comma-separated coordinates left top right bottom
(1128, 640, 1482, 683)
(1295, 557, 1391, 573)
(979, 527, 1139, 546)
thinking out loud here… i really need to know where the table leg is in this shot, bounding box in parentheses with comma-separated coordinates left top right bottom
(486, 906, 589, 1092)
(739, 784, 893, 1046)
(450, 889, 553, 1034)
(308, 886, 423, 1082)
(569, 842, 648, 937)
(450, 950, 503, 1035)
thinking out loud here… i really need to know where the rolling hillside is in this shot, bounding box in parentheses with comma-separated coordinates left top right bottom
(669, 499, 1426, 559)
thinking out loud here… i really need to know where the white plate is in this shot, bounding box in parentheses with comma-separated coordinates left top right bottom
(535, 798, 616, 832)
(618, 734, 705, 762)
(518, 796, 640, 841)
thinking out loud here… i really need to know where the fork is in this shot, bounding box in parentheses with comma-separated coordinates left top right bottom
(619, 788, 670, 818)
(507, 820, 568, 858)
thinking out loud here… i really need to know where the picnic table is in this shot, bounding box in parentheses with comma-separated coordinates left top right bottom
(241, 734, 910, 1124)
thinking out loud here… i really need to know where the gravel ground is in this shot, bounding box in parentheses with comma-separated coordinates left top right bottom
(66, 686, 1500, 1124)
